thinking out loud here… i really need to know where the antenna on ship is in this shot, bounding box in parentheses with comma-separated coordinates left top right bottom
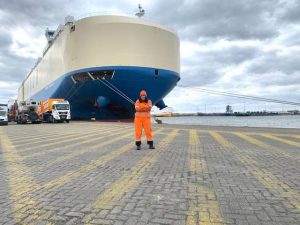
(135, 4, 145, 18)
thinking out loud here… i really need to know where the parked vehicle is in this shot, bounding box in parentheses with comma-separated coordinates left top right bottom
(0, 104, 8, 125)
(37, 98, 71, 123)
(7, 100, 18, 122)
(16, 100, 41, 124)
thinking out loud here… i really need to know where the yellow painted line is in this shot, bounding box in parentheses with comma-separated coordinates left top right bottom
(233, 132, 300, 163)
(24, 128, 131, 160)
(9, 126, 103, 144)
(186, 130, 224, 225)
(42, 128, 164, 189)
(209, 131, 234, 149)
(11, 133, 74, 145)
(188, 130, 206, 173)
(9, 132, 63, 142)
(0, 128, 53, 224)
(41, 130, 134, 168)
(14, 125, 126, 147)
(210, 131, 300, 212)
(17, 126, 121, 152)
(187, 185, 225, 225)
(261, 134, 300, 148)
(196, 128, 299, 139)
(85, 129, 179, 224)
(9, 125, 131, 144)
(233, 132, 272, 149)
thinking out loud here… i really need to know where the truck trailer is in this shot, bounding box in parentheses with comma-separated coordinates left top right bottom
(37, 98, 71, 123)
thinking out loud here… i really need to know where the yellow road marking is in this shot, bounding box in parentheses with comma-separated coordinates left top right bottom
(233, 132, 271, 149)
(9, 132, 65, 143)
(186, 130, 224, 225)
(233, 132, 300, 163)
(85, 129, 179, 224)
(42, 128, 164, 189)
(24, 128, 131, 160)
(9, 126, 106, 145)
(8, 125, 132, 144)
(187, 185, 225, 225)
(196, 129, 299, 139)
(41, 131, 134, 168)
(210, 131, 300, 212)
(0, 128, 53, 224)
(18, 127, 121, 152)
(188, 130, 205, 173)
(209, 131, 234, 148)
(261, 134, 300, 148)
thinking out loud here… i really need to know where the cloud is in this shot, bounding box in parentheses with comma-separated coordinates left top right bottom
(151, 0, 279, 40)
(0, 0, 299, 113)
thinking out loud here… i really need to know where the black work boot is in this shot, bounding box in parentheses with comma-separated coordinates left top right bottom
(147, 141, 155, 149)
(136, 141, 141, 150)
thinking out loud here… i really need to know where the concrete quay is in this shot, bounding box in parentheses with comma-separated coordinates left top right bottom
(0, 122, 299, 225)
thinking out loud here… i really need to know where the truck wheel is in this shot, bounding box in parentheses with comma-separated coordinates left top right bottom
(66, 120, 70, 123)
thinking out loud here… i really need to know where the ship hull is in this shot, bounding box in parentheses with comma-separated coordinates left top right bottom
(19, 15, 180, 119)
(29, 66, 179, 120)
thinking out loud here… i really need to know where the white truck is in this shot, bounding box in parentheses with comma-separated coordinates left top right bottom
(37, 98, 71, 123)
(0, 104, 8, 125)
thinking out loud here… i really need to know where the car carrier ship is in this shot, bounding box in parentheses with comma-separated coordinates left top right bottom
(18, 14, 180, 120)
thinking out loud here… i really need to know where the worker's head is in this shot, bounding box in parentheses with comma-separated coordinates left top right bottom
(139, 90, 148, 102)
(140, 90, 147, 101)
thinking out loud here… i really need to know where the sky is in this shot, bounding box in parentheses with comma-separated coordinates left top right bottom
(0, 0, 299, 113)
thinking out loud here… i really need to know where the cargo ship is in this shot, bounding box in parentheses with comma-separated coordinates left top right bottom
(18, 14, 180, 120)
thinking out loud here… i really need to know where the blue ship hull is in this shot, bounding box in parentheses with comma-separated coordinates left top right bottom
(30, 66, 180, 120)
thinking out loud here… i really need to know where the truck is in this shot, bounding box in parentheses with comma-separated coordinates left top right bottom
(37, 98, 71, 123)
(16, 100, 41, 124)
(0, 104, 8, 125)
(7, 100, 18, 122)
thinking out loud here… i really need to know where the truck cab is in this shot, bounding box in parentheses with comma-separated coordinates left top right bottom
(0, 104, 8, 125)
(16, 100, 41, 124)
(52, 101, 71, 123)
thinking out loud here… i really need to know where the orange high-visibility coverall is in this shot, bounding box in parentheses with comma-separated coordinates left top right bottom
(134, 99, 153, 141)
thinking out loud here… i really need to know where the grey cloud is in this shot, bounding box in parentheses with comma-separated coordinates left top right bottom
(152, 0, 279, 40)
(0, 48, 32, 82)
(180, 45, 260, 87)
(0, 0, 67, 27)
(0, 30, 11, 48)
(247, 50, 300, 76)
(278, 0, 300, 23)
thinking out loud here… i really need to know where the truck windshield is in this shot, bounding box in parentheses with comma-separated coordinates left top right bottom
(0, 111, 7, 117)
(54, 104, 69, 110)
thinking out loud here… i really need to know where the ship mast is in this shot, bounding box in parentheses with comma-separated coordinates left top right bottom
(135, 4, 145, 18)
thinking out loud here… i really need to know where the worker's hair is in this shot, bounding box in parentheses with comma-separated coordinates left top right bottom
(139, 97, 148, 103)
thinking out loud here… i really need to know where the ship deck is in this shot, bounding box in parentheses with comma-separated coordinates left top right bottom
(0, 122, 299, 225)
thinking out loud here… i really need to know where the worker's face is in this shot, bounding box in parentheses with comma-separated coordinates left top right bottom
(141, 95, 146, 100)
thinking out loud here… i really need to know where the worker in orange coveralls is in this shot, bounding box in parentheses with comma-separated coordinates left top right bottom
(134, 90, 155, 150)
